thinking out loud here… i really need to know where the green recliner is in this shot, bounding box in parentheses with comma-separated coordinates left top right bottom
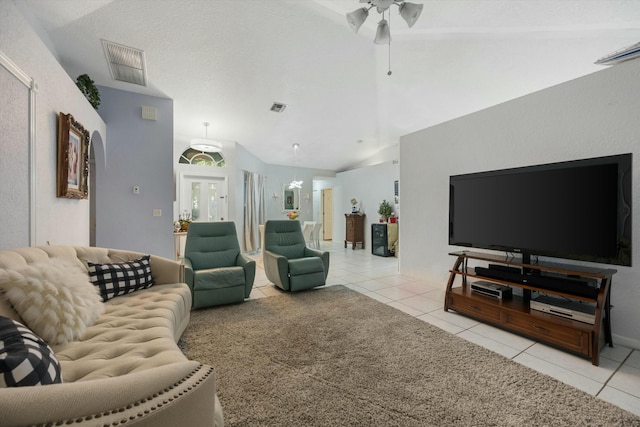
(263, 220, 330, 292)
(183, 221, 256, 308)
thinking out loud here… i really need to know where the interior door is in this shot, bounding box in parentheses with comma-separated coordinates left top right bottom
(322, 188, 333, 240)
(180, 175, 228, 222)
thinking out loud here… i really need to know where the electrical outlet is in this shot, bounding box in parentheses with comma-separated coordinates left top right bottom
(153, 209, 162, 217)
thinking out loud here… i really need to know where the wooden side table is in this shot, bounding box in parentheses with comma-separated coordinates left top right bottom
(344, 213, 365, 249)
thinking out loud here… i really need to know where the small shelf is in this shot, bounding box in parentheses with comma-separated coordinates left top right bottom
(445, 251, 615, 365)
(450, 269, 598, 303)
(449, 251, 616, 279)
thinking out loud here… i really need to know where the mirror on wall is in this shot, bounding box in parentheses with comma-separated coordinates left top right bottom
(283, 185, 300, 211)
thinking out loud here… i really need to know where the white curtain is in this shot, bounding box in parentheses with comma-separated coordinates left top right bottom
(244, 171, 265, 252)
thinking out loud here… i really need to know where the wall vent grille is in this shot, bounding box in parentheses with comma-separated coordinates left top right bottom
(141, 106, 157, 120)
(102, 40, 147, 86)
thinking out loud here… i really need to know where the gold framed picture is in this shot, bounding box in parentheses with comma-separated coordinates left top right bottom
(57, 112, 89, 199)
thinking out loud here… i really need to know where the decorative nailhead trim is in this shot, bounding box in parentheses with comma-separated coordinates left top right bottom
(37, 365, 214, 426)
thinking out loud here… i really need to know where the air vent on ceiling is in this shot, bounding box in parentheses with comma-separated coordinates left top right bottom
(270, 102, 287, 113)
(102, 39, 147, 86)
(595, 41, 640, 65)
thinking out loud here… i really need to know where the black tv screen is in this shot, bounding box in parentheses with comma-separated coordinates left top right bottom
(449, 154, 632, 266)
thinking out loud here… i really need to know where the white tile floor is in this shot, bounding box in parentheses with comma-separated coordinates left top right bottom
(249, 241, 640, 417)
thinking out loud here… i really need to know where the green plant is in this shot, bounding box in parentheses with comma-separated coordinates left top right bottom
(75, 74, 101, 109)
(378, 199, 393, 217)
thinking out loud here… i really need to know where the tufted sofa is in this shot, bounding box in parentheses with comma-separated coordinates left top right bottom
(0, 246, 224, 426)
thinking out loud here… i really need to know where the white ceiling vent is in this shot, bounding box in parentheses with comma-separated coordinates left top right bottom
(595, 41, 640, 65)
(102, 40, 147, 86)
(270, 102, 287, 113)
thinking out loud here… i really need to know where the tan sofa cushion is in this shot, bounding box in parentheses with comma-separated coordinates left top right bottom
(54, 282, 191, 382)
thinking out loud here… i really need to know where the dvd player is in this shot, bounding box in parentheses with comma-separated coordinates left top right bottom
(530, 295, 596, 324)
(470, 281, 512, 299)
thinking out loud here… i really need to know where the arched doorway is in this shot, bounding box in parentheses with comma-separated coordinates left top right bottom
(89, 130, 105, 247)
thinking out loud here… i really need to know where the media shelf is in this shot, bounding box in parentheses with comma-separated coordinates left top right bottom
(445, 251, 616, 365)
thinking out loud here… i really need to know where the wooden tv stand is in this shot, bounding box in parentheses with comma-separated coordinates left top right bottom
(444, 251, 616, 365)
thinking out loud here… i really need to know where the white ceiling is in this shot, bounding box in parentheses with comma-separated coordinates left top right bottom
(22, 0, 640, 171)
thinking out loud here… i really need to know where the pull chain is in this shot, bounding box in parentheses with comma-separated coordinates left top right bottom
(387, 10, 392, 76)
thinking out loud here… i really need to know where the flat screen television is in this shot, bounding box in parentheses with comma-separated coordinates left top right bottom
(448, 154, 632, 267)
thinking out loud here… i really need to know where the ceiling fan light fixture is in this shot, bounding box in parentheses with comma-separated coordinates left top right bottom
(190, 122, 223, 152)
(399, 2, 423, 27)
(346, 7, 369, 33)
(346, 1, 423, 41)
(374, 19, 391, 45)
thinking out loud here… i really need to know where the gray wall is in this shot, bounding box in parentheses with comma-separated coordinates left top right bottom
(400, 59, 640, 347)
(96, 86, 174, 259)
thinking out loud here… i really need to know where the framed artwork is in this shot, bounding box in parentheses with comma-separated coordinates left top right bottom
(57, 112, 89, 199)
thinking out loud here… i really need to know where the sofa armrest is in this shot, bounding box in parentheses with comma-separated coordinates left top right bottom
(149, 254, 184, 285)
(237, 253, 256, 297)
(183, 257, 195, 292)
(263, 250, 290, 290)
(0, 362, 223, 427)
(304, 248, 330, 279)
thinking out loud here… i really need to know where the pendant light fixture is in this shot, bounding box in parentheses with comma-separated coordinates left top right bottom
(346, 1, 423, 75)
(190, 122, 222, 152)
(289, 143, 303, 189)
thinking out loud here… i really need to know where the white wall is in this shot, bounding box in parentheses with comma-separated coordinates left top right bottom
(0, 2, 106, 247)
(400, 59, 640, 347)
(334, 159, 400, 248)
(263, 165, 336, 223)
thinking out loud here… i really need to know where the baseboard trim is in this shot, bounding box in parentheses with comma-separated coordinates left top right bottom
(612, 334, 640, 351)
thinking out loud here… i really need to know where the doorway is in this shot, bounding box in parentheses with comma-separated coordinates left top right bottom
(179, 174, 228, 222)
(322, 188, 333, 240)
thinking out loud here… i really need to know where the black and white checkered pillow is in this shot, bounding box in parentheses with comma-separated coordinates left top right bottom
(0, 316, 62, 387)
(87, 255, 154, 301)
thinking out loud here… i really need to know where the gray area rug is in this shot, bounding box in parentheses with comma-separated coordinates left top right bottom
(180, 285, 640, 426)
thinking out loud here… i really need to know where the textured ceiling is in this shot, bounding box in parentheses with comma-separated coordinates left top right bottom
(22, 0, 640, 171)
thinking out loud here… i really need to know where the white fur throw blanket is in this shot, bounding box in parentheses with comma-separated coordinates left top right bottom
(0, 261, 104, 345)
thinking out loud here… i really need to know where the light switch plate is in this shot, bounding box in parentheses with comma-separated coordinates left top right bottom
(153, 209, 162, 217)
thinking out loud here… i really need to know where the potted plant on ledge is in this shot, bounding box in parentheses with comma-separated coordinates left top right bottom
(178, 211, 192, 231)
(378, 200, 393, 223)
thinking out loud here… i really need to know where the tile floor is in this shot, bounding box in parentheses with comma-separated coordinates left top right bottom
(249, 241, 640, 417)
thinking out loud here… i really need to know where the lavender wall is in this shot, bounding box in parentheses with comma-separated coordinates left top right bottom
(95, 87, 174, 259)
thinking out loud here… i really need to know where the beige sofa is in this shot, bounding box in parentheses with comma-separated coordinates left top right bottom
(0, 246, 223, 426)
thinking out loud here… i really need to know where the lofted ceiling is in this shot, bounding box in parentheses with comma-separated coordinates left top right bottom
(21, 0, 640, 171)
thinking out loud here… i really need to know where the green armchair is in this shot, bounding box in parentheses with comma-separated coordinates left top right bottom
(263, 220, 329, 292)
(183, 222, 256, 308)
